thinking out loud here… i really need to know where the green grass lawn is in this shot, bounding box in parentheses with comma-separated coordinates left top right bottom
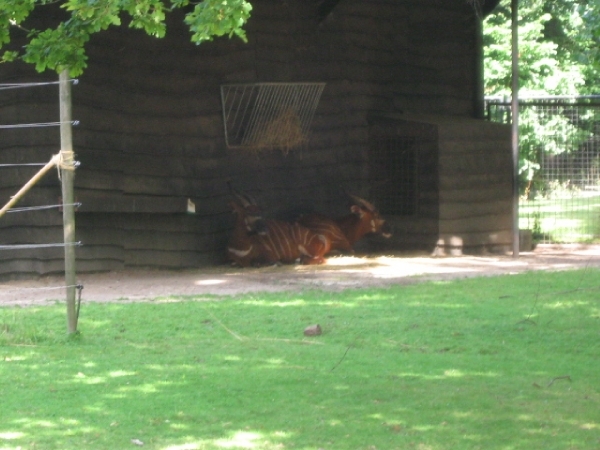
(1, 269, 600, 450)
(520, 194, 600, 243)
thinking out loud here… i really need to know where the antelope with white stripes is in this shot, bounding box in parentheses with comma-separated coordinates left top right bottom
(227, 187, 331, 267)
(298, 194, 392, 254)
(227, 190, 270, 267)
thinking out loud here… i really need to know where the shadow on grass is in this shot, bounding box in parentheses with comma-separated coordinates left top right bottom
(1, 269, 600, 449)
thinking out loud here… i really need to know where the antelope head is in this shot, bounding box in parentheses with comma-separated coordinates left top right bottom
(348, 194, 392, 238)
(229, 185, 268, 235)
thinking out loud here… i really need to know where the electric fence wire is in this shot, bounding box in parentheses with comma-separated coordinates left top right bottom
(0, 163, 46, 167)
(0, 283, 83, 293)
(0, 79, 79, 90)
(0, 161, 81, 168)
(0, 241, 82, 250)
(0, 77, 84, 309)
(5, 203, 82, 213)
(0, 284, 84, 313)
(0, 120, 79, 129)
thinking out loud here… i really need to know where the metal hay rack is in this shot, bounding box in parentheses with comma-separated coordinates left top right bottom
(220, 82, 325, 151)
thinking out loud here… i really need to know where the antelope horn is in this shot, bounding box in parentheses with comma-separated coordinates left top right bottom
(348, 193, 376, 212)
(227, 181, 258, 207)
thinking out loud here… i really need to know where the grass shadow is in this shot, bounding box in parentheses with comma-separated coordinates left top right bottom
(1, 269, 600, 449)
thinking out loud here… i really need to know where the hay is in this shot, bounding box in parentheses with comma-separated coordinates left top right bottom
(252, 108, 307, 154)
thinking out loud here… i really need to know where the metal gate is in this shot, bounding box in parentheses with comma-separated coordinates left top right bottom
(486, 96, 600, 244)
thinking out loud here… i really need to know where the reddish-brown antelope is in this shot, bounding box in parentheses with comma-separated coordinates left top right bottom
(298, 194, 392, 254)
(257, 219, 331, 265)
(227, 188, 331, 267)
(226, 192, 270, 267)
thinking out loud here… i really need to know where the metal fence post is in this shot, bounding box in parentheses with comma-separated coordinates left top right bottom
(511, 0, 520, 257)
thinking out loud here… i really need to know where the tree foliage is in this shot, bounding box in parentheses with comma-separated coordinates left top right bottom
(483, 0, 600, 96)
(0, 0, 252, 76)
(484, 0, 600, 195)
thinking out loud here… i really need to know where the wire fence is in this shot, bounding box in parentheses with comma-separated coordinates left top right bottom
(369, 136, 420, 216)
(0, 79, 83, 302)
(486, 96, 600, 244)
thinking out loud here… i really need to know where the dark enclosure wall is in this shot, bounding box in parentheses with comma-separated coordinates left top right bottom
(0, 0, 487, 278)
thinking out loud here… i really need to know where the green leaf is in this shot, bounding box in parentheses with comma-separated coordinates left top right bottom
(185, 0, 252, 44)
(0, 0, 252, 75)
(1, 50, 18, 62)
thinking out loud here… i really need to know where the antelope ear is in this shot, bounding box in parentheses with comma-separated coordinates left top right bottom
(350, 205, 363, 216)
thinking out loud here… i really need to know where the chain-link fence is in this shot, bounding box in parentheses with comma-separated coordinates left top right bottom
(486, 96, 600, 244)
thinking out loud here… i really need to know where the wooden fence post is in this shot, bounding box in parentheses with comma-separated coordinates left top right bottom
(59, 69, 78, 334)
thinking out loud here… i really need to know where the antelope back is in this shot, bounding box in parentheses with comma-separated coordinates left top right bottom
(297, 213, 353, 253)
(226, 191, 329, 266)
(258, 219, 330, 265)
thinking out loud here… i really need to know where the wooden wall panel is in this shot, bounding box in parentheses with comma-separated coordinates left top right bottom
(0, 0, 487, 277)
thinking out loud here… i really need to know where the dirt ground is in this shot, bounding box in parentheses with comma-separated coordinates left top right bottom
(1, 245, 599, 307)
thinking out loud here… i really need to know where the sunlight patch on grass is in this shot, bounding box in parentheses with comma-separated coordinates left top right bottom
(543, 300, 590, 309)
(405, 301, 469, 309)
(117, 382, 168, 394)
(72, 372, 106, 385)
(0, 431, 24, 440)
(578, 422, 600, 430)
(161, 430, 291, 450)
(428, 303, 469, 309)
(146, 364, 169, 371)
(14, 419, 60, 428)
(214, 430, 263, 448)
(162, 444, 201, 450)
(1, 355, 28, 362)
(109, 369, 136, 377)
(517, 414, 535, 421)
(412, 424, 441, 432)
(452, 411, 474, 418)
(520, 195, 600, 242)
(354, 293, 393, 301)
(394, 370, 500, 381)
(264, 358, 285, 365)
(240, 299, 307, 307)
(443, 369, 464, 378)
(541, 217, 583, 228)
(83, 319, 112, 328)
(213, 430, 289, 449)
(240, 297, 363, 309)
(1, 269, 599, 450)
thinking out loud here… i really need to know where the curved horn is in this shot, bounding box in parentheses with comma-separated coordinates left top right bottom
(348, 193, 376, 212)
(228, 181, 258, 207)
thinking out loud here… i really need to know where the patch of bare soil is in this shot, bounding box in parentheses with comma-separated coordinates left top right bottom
(1, 245, 599, 307)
